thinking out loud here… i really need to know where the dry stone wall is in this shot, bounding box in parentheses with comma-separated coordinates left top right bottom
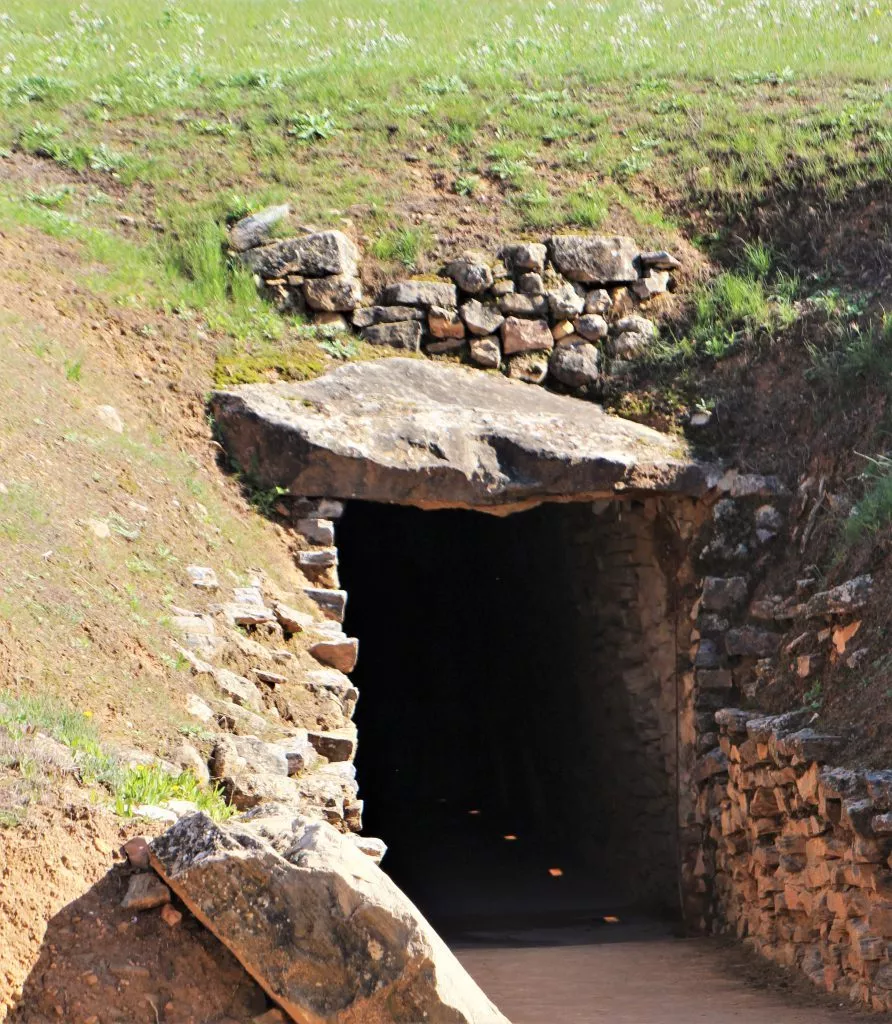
(229, 206, 680, 395)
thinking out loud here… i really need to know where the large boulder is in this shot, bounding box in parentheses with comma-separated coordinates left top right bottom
(547, 235, 639, 284)
(209, 359, 709, 509)
(241, 231, 359, 279)
(150, 812, 510, 1024)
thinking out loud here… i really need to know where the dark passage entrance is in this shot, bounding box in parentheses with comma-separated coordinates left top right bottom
(338, 499, 681, 931)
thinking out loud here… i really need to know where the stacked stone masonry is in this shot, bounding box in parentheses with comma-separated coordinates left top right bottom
(229, 206, 679, 394)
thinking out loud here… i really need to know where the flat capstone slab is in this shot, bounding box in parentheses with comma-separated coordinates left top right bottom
(210, 358, 713, 510)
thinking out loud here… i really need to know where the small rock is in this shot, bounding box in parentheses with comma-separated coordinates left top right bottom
(517, 272, 544, 295)
(241, 230, 359, 280)
(725, 627, 780, 658)
(701, 577, 748, 612)
(614, 315, 656, 340)
(313, 312, 349, 330)
(502, 317, 553, 355)
(548, 342, 599, 389)
(469, 337, 501, 368)
(500, 242, 547, 275)
(121, 873, 171, 911)
(273, 601, 315, 634)
(380, 280, 457, 309)
(122, 837, 150, 870)
(185, 693, 215, 723)
(612, 330, 651, 359)
(551, 319, 576, 342)
(309, 636, 359, 673)
(548, 235, 639, 284)
(160, 903, 183, 927)
(171, 740, 210, 785)
(186, 565, 218, 591)
(445, 252, 493, 294)
(212, 667, 264, 711)
(460, 299, 505, 337)
(491, 280, 515, 297)
(228, 205, 291, 253)
(275, 732, 316, 775)
(307, 730, 356, 762)
(304, 275, 363, 312)
(351, 305, 424, 328)
(348, 835, 388, 864)
(304, 588, 347, 622)
(212, 735, 289, 779)
(639, 250, 681, 271)
(584, 288, 611, 315)
(574, 314, 608, 341)
(631, 271, 670, 300)
(85, 519, 111, 539)
(805, 575, 873, 617)
(507, 352, 549, 385)
(426, 337, 467, 356)
(428, 306, 465, 339)
(296, 518, 335, 546)
(547, 283, 585, 320)
(95, 405, 124, 434)
(253, 668, 288, 686)
(360, 320, 423, 351)
(498, 293, 548, 319)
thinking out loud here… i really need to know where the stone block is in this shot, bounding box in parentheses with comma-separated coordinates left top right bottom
(726, 628, 780, 658)
(701, 576, 748, 612)
(360, 320, 423, 351)
(304, 588, 348, 622)
(352, 305, 425, 328)
(547, 235, 639, 283)
(381, 280, 458, 309)
(242, 231, 359, 279)
(469, 336, 501, 368)
(307, 730, 356, 763)
(296, 518, 335, 546)
(304, 275, 363, 312)
(308, 635, 359, 673)
(460, 299, 504, 336)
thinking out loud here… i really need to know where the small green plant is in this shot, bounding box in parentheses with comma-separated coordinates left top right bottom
(24, 186, 74, 209)
(319, 336, 359, 360)
(804, 680, 823, 710)
(564, 185, 608, 229)
(369, 226, 430, 269)
(453, 174, 480, 197)
(740, 240, 775, 279)
(285, 110, 338, 141)
(64, 357, 83, 382)
(114, 763, 234, 821)
(245, 482, 288, 517)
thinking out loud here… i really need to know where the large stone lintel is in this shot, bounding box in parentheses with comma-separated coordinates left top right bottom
(210, 359, 713, 512)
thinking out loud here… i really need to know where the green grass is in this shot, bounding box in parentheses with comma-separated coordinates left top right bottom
(369, 225, 432, 269)
(114, 763, 234, 821)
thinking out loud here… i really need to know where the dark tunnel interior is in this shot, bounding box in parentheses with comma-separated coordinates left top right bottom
(338, 500, 667, 932)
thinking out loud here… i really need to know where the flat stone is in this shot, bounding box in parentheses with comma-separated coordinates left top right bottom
(228, 205, 291, 253)
(805, 575, 873, 617)
(502, 316, 553, 355)
(308, 636, 359, 673)
(210, 359, 709, 510)
(360, 320, 423, 351)
(150, 814, 509, 1024)
(241, 231, 358, 279)
(549, 342, 599, 389)
(304, 588, 347, 622)
(575, 314, 608, 341)
(307, 730, 356, 762)
(639, 250, 681, 271)
(272, 601, 314, 634)
(548, 235, 639, 284)
(303, 275, 363, 312)
(426, 337, 468, 356)
(498, 293, 549, 319)
(212, 735, 289, 779)
(297, 548, 338, 570)
(469, 337, 501, 368)
(428, 306, 465, 339)
(186, 565, 218, 591)
(380, 280, 457, 309)
(445, 253, 493, 295)
(460, 299, 504, 336)
(352, 306, 424, 328)
(121, 873, 170, 911)
(296, 517, 335, 545)
(500, 242, 547, 274)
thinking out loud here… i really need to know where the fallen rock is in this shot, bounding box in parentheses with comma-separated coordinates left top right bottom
(121, 872, 170, 911)
(150, 813, 510, 1024)
(123, 837, 151, 870)
(548, 342, 599, 389)
(228, 205, 291, 253)
(381, 280, 457, 309)
(171, 739, 211, 785)
(242, 231, 359, 279)
(295, 517, 335, 545)
(502, 316, 553, 355)
(304, 275, 363, 312)
(360, 320, 423, 351)
(210, 359, 709, 509)
(548, 235, 639, 284)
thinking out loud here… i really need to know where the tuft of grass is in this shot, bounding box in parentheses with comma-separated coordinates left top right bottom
(369, 225, 431, 269)
(740, 240, 775, 279)
(114, 763, 234, 821)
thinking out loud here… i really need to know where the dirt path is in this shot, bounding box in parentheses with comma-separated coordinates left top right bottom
(454, 919, 872, 1024)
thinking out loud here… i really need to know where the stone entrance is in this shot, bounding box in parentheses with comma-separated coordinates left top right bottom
(338, 497, 700, 922)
